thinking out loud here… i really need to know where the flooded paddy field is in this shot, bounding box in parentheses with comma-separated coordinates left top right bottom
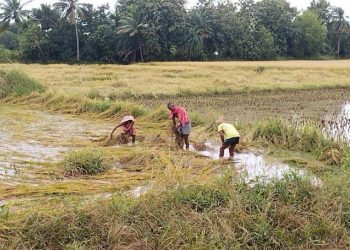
(191, 142, 321, 186)
(138, 87, 350, 123)
(1, 88, 349, 198)
(1, 66, 350, 248)
(0, 105, 159, 201)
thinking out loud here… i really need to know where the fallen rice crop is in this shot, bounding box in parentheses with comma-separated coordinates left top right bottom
(1, 172, 350, 249)
(0, 62, 350, 249)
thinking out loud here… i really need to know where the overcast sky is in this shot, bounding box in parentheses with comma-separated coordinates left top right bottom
(27, 0, 350, 17)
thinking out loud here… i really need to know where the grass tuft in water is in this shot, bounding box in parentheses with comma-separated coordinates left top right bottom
(62, 149, 107, 176)
(253, 119, 348, 165)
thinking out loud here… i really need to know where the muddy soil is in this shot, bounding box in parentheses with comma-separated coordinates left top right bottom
(137, 88, 350, 123)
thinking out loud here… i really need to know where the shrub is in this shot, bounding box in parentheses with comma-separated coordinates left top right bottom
(62, 149, 106, 176)
(0, 45, 13, 63)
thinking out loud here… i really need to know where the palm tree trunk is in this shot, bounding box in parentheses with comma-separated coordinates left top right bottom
(337, 35, 341, 57)
(336, 22, 344, 58)
(138, 37, 144, 62)
(75, 15, 80, 61)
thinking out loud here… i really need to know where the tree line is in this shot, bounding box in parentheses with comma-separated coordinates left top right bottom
(0, 0, 349, 63)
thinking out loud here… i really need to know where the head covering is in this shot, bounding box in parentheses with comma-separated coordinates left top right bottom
(121, 115, 135, 124)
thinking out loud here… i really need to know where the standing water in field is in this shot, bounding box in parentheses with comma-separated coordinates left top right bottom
(0, 106, 113, 184)
(322, 102, 350, 145)
(191, 142, 320, 185)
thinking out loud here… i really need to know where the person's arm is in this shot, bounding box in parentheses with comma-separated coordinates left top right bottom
(219, 130, 225, 143)
(172, 116, 177, 127)
(109, 122, 123, 138)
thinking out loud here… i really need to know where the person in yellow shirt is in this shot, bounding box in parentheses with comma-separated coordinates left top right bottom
(216, 117, 240, 159)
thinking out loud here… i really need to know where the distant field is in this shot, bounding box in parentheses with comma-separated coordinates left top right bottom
(1, 61, 350, 96)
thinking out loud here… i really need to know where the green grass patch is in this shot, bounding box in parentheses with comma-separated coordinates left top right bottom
(173, 185, 230, 212)
(253, 119, 348, 166)
(86, 89, 104, 100)
(62, 149, 107, 176)
(77, 99, 111, 113)
(0, 70, 46, 98)
(2, 173, 350, 248)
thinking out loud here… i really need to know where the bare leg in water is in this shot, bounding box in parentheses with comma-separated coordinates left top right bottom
(220, 144, 237, 159)
(229, 144, 237, 158)
(183, 134, 190, 150)
(219, 144, 230, 158)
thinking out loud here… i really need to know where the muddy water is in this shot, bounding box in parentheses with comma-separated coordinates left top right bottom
(0, 106, 113, 183)
(130, 183, 152, 197)
(191, 142, 320, 185)
(323, 102, 350, 145)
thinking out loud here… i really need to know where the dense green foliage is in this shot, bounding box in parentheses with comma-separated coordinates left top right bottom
(0, 0, 349, 63)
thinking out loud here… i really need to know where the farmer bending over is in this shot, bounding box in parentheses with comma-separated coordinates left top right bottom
(217, 117, 240, 159)
(167, 102, 191, 150)
(109, 115, 136, 144)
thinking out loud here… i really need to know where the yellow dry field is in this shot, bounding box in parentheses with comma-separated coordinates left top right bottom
(1, 60, 350, 96)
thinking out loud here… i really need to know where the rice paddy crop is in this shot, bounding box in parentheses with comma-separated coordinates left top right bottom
(1, 172, 350, 249)
(1, 61, 350, 97)
(0, 62, 350, 248)
(253, 119, 347, 166)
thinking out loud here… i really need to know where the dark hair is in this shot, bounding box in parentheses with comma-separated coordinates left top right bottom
(167, 102, 174, 108)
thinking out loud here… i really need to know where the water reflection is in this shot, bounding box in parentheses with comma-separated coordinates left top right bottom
(191, 142, 320, 185)
(323, 102, 350, 145)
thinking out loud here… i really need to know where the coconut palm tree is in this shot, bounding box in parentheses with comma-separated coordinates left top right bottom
(329, 7, 350, 57)
(53, 0, 88, 60)
(181, 10, 210, 58)
(116, 7, 148, 62)
(32, 4, 59, 32)
(0, 0, 31, 33)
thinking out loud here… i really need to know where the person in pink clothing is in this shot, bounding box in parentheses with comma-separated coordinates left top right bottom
(167, 102, 191, 149)
(109, 115, 136, 144)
